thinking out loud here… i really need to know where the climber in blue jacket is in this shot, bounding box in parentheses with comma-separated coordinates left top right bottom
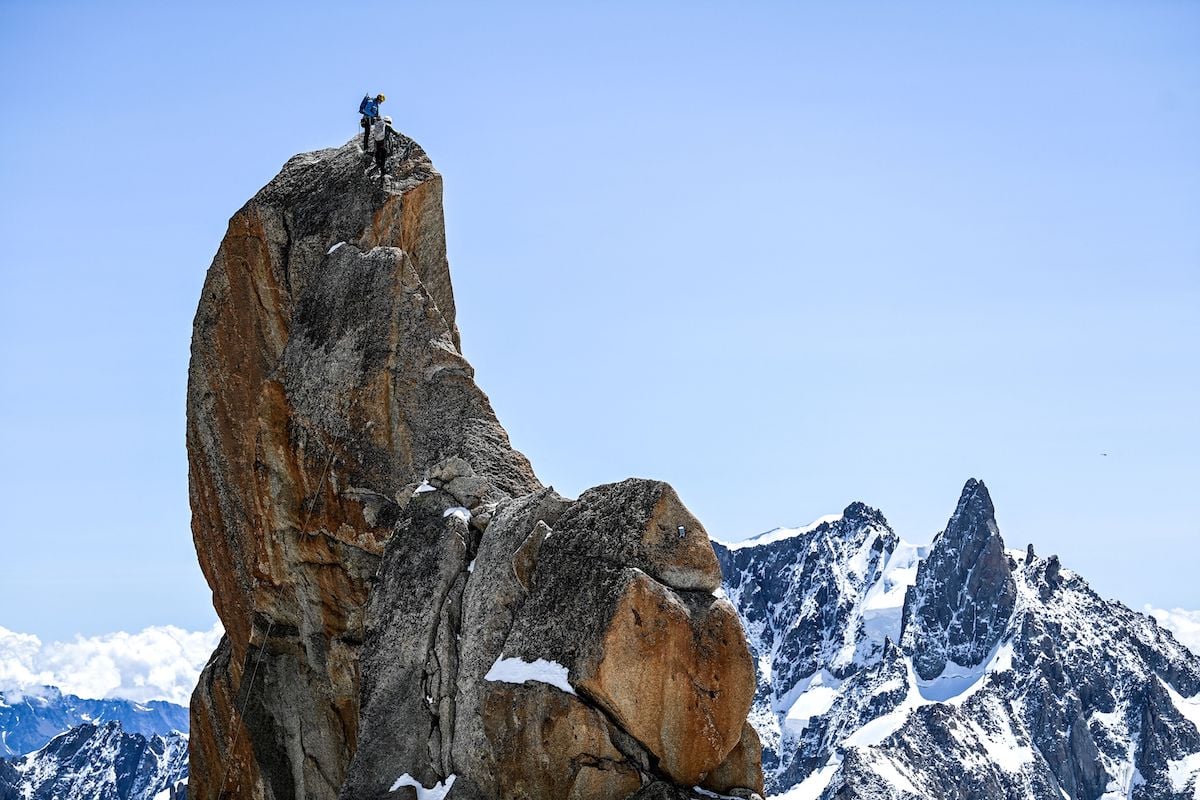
(359, 93, 385, 150)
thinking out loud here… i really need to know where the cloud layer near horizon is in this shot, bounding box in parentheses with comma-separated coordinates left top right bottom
(2, 609, 1195, 707)
(1146, 606, 1200, 657)
(0, 623, 223, 705)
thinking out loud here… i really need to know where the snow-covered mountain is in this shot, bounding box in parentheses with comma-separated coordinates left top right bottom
(714, 479, 1200, 799)
(0, 720, 187, 800)
(0, 685, 188, 758)
(0, 687, 189, 799)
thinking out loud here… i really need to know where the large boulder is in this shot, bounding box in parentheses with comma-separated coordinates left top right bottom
(344, 478, 759, 798)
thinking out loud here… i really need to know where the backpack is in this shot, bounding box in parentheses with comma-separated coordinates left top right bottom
(359, 95, 371, 115)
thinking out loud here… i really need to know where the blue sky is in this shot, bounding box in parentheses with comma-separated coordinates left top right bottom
(0, 1, 1197, 643)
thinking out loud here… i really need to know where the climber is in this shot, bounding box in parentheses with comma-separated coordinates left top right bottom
(359, 93, 385, 150)
(370, 115, 396, 185)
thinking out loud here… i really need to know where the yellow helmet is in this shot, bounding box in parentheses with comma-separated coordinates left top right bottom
(376, 94, 386, 102)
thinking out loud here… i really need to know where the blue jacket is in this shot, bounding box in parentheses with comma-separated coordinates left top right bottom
(359, 96, 380, 119)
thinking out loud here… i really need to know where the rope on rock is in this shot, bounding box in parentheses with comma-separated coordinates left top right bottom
(214, 615, 274, 799)
(215, 439, 335, 797)
(299, 445, 338, 537)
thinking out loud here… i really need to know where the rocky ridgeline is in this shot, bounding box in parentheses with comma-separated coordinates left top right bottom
(0, 687, 188, 758)
(186, 136, 761, 799)
(0, 721, 187, 800)
(715, 480, 1200, 799)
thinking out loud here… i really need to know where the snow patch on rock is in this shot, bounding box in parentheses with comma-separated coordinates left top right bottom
(443, 506, 471, 523)
(389, 772, 456, 798)
(484, 657, 575, 695)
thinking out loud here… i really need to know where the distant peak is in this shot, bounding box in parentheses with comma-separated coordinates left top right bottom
(718, 513, 845, 550)
(938, 478, 1000, 550)
(902, 476, 1015, 680)
(716, 501, 893, 552)
(954, 478, 995, 519)
(842, 501, 889, 529)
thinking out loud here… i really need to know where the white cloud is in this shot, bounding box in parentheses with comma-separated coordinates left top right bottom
(0, 622, 223, 706)
(0, 627, 51, 690)
(1145, 606, 1200, 658)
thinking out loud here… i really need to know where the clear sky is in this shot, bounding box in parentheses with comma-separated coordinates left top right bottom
(1, 1, 1197, 644)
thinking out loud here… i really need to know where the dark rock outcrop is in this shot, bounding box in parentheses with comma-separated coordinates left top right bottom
(901, 478, 1016, 680)
(0, 760, 20, 800)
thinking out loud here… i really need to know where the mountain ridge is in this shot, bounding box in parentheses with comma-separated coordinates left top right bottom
(0, 720, 187, 800)
(715, 478, 1200, 799)
(0, 686, 187, 759)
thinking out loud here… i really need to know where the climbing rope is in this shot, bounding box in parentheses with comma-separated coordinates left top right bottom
(214, 615, 274, 799)
(215, 435, 337, 797)
(299, 445, 338, 536)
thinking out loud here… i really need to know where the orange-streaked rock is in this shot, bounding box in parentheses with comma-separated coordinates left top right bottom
(187, 136, 538, 800)
(701, 721, 765, 796)
(479, 682, 643, 799)
(578, 571, 756, 784)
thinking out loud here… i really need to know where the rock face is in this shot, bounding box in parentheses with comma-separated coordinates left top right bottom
(186, 136, 539, 798)
(343, 477, 760, 799)
(900, 478, 1016, 680)
(715, 479, 1200, 799)
(187, 136, 760, 799)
